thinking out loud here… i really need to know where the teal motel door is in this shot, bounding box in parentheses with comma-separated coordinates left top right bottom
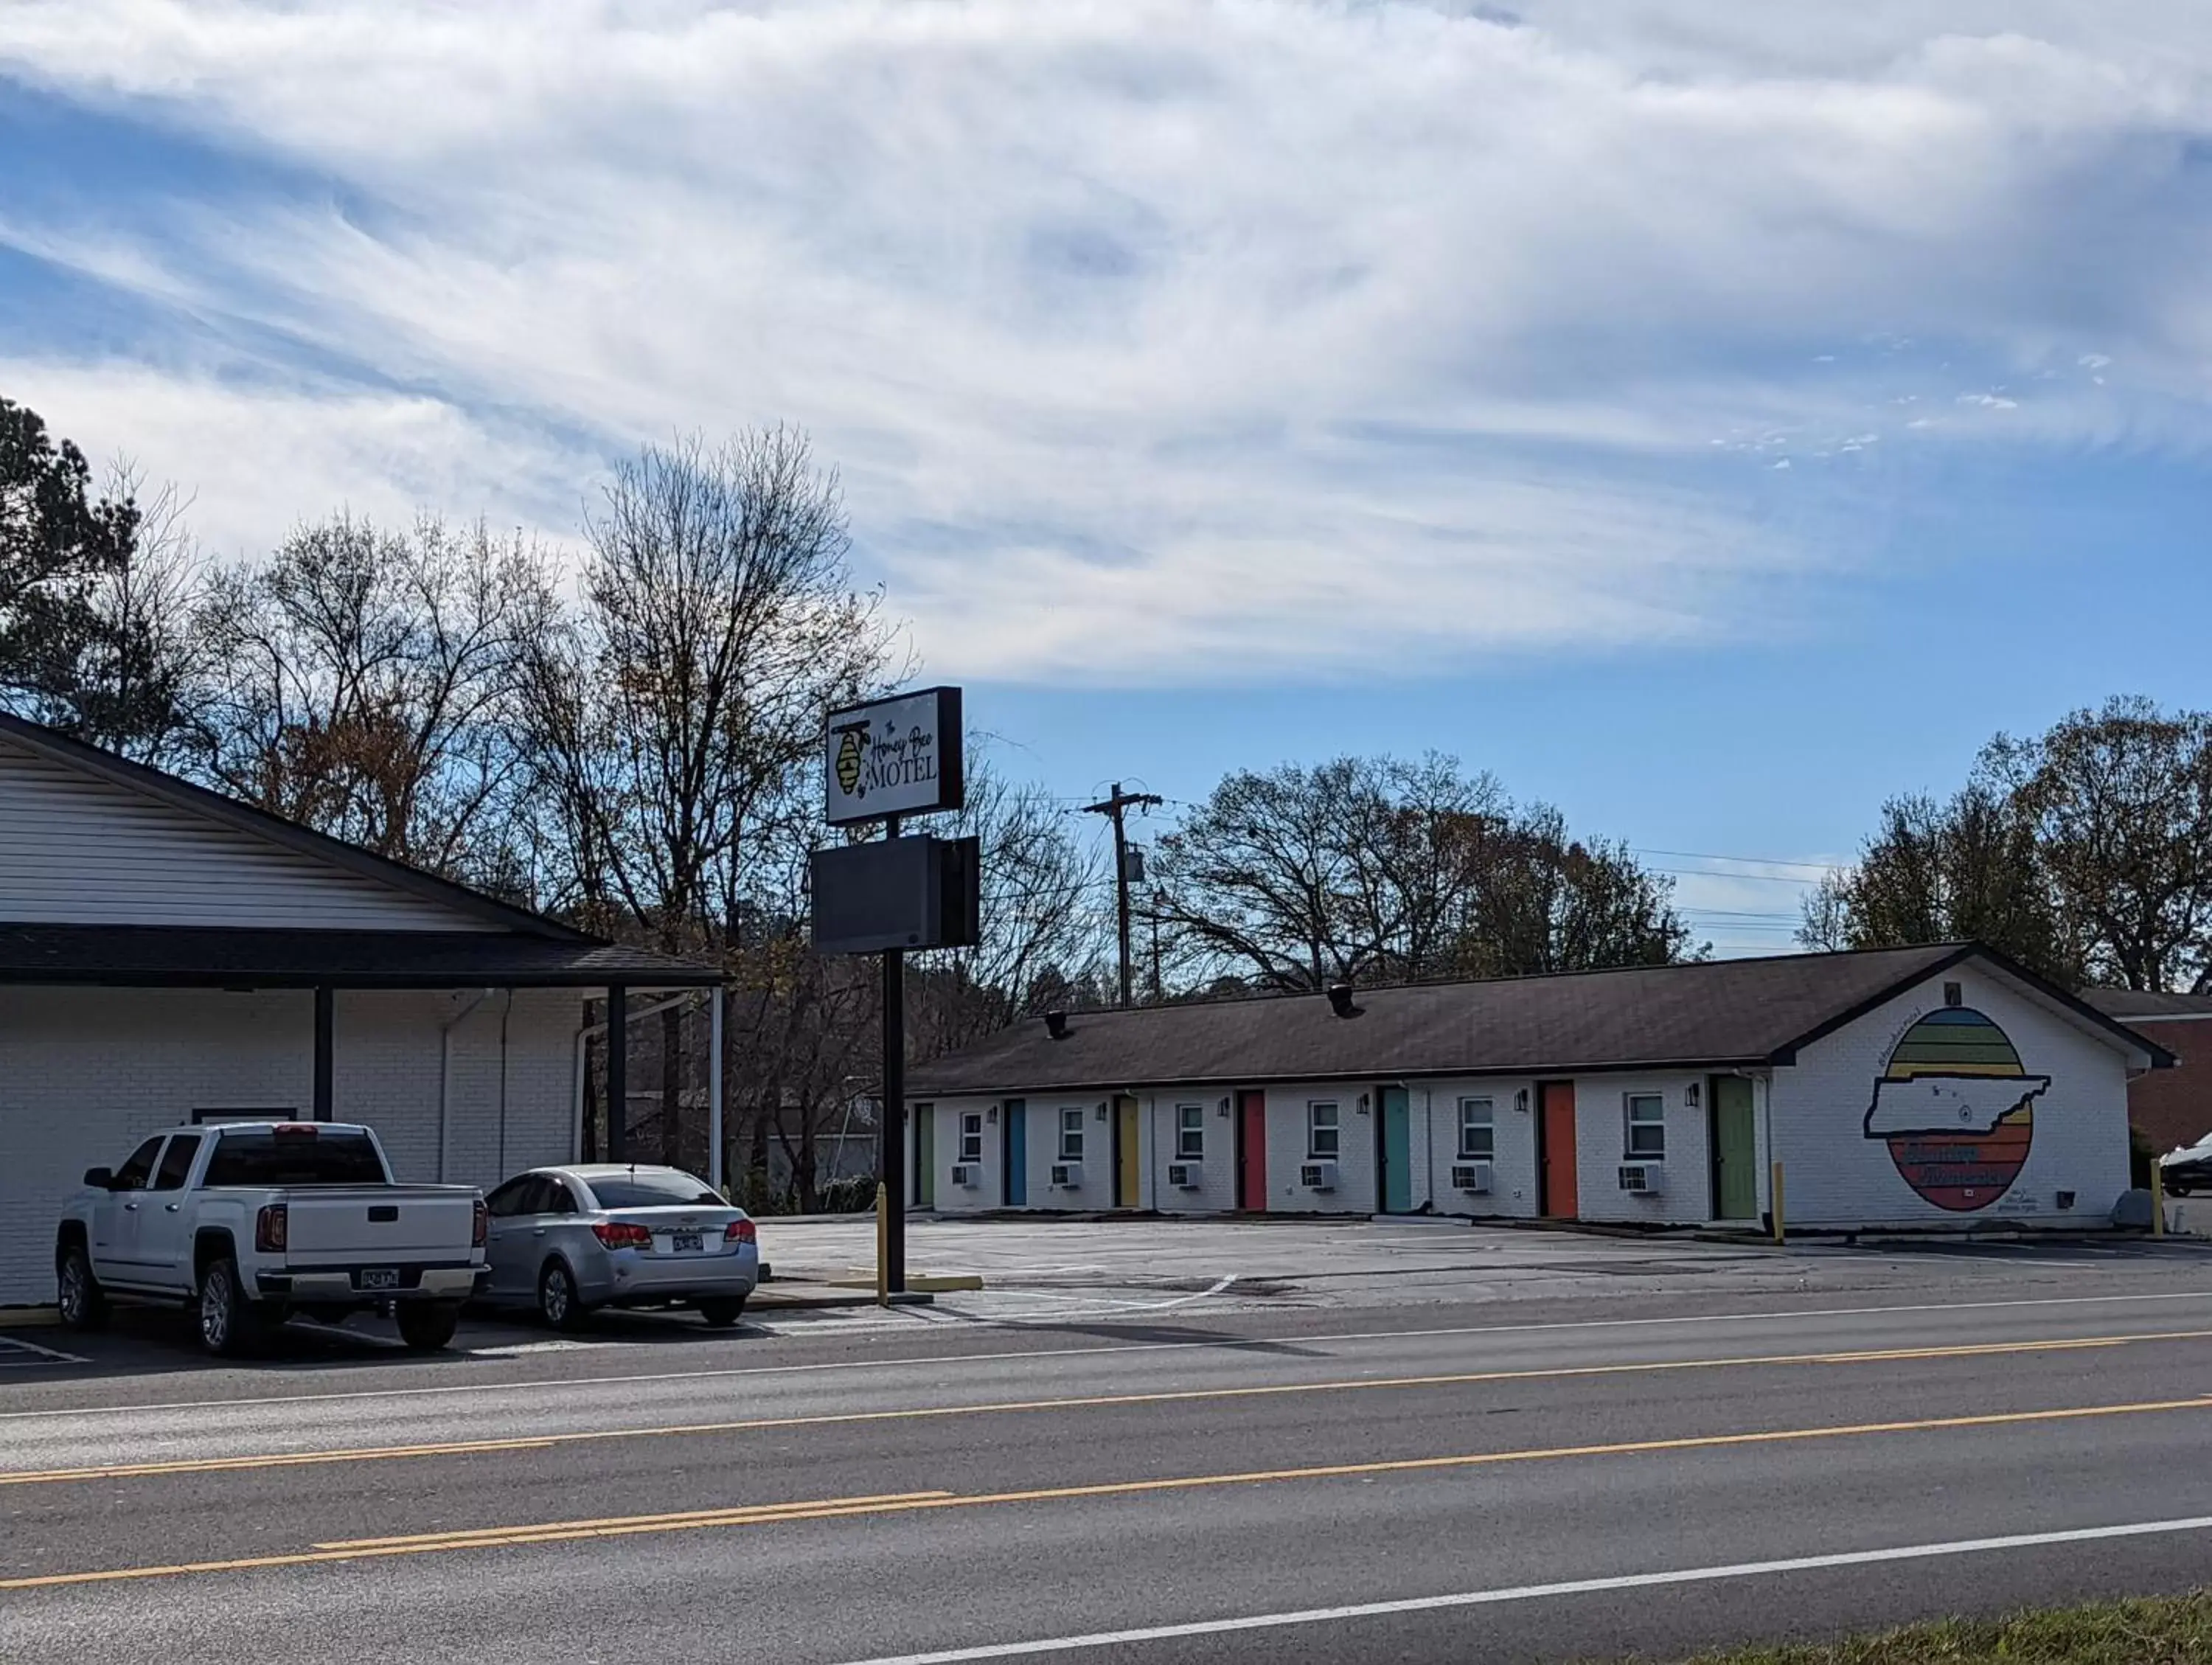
(1003, 1099, 1027, 1207)
(1380, 1086, 1413, 1213)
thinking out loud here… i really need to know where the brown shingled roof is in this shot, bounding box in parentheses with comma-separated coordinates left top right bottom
(910, 942, 2170, 1096)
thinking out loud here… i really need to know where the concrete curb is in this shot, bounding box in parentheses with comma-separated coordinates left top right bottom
(751, 1287, 936, 1310)
(0, 1306, 59, 1329)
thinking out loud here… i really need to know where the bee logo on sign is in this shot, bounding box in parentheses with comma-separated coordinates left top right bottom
(824, 687, 964, 826)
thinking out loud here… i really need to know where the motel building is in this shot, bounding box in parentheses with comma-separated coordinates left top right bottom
(904, 944, 2173, 1231)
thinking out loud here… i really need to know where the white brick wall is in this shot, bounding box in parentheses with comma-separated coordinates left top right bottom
(1422, 1079, 1540, 1220)
(1773, 967, 2132, 1228)
(0, 984, 585, 1304)
(1263, 1082, 1377, 1212)
(1147, 1091, 1239, 1213)
(1571, 1071, 1709, 1223)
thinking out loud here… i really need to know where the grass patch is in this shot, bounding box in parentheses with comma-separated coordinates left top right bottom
(1676, 1592, 2212, 1664)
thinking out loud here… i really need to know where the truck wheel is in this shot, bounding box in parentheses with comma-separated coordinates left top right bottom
(696, 1296, 748, 1328)
(56, 1242, 108, 1331)
(538, 1259, 588, 1331)
(198, 1257, 265, 1358)
(396, 1302, 462, 1352)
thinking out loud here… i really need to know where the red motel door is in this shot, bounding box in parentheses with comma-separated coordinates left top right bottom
(1540, 1082, 1579, 1218)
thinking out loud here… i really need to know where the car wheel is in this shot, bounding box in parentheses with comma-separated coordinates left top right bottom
(538, 1259, 588, 1331)
(55, 1242, 108, 1331)
(696, 1296, 748, 1328)
(396, 1301, 462, 1352)
(198, 1257, 264, 1358)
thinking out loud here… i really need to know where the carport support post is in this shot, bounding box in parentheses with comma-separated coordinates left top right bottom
(606, 984, 628, 1162)
(313, 985, 334, 1122)
(709, 984, 725, 1194)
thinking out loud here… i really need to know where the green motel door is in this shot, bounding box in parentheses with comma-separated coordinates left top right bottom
(1380, 1086, 1413, 1214)
(1709, 1077, 1757, 1220)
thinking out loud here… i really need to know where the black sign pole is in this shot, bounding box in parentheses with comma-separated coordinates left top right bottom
(880, 813, 908, 1294)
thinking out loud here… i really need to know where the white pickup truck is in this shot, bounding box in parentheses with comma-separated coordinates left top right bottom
(55, 1121, 489, 1355)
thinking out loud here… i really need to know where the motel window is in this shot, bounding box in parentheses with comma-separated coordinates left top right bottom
(1308, 1102, 1340, 1160)
(959, 1113, 983, 1164)
(1060, 1108, 1085, 1161)
(1458, 1098, 1495, 1160)
(1178, 1105, 1205, 1161)
(1624, 1093, 1666, 1159)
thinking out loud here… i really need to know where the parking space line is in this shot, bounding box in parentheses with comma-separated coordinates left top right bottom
(0, 1335, 88, 1367)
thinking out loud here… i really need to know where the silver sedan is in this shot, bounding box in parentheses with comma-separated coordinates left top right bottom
(479, 1164, 760, 1329)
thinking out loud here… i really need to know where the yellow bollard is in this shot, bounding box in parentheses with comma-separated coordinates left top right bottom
(875, 1181, 891, 1305)
(1770, 1161, 1787, 1247)
(2152, 1161, 2167, 1240)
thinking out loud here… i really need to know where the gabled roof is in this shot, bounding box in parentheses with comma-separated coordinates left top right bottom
(0, 710, 585, 942)
(908, 942, 2173, 1097)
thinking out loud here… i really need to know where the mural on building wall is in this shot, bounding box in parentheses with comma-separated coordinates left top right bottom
(1863, 1008, 2049, 1212)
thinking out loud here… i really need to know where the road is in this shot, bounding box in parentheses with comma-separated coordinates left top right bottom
(7, 1244, 2212, 1663)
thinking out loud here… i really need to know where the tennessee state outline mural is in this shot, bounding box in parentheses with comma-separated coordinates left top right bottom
(1863, 1007, 2050, 1212)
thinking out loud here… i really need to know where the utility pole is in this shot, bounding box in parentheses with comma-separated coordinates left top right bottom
(1085, 782, 1163, 1009)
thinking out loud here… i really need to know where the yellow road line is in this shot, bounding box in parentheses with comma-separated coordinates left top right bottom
(7, 1327, 2208, 1490)
(9, 1392, 2212, 1593)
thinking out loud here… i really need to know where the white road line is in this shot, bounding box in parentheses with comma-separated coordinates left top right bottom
(837, 1515, 2212, 1664)
(10, 1287, 2212, 1422)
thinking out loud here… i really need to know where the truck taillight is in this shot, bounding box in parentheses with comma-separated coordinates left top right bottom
(724, 1219, 757, 1245)
(255, 1203, 288, 1253)
(593, 1221, 652, 1249)
(472, 1198, 488, 1248)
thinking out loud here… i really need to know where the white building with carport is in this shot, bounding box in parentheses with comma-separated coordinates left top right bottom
(0, 711, 719, 1307)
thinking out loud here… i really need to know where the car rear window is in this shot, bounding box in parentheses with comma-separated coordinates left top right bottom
(203, 1128, 388, 1187)
(583, 1171, 723, 1209)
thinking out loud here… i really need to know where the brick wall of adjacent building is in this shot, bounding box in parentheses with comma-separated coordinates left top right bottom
(2119, 1019, 2212, 1155)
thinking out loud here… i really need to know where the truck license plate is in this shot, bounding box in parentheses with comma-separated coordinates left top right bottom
(670, 1231, 703, 1254)
(360, 1268, 400, 1290)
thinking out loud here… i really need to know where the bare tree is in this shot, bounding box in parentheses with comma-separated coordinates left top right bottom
(520, 428, 899, 1164)
(1795, 785, 2073, 981)
(1153, 754, 1688, 991)
(1983, 697, 2212, 991)
(189, 513, 543, 890)
(910, 753, 1110, 1058)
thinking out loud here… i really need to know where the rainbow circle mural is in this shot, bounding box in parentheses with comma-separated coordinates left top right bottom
(1862, 1008, 2049, 1212)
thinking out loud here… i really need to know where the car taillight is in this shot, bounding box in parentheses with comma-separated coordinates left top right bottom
(724, 1219, 757, 1245)
(472, 1199, 488, 1248)
(593, 1221, 652, 1249)
(255, 1203, 288, 1254)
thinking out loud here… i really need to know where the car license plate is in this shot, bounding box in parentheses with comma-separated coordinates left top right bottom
(670, 1231, 703, 1254)
(360, 1268, 400, 1290)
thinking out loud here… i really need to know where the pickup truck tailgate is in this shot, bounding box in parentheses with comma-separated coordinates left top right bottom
(283, 1187, 478, 1259)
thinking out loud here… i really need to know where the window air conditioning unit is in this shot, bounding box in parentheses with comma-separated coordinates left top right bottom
(1299, 1161, 1338, 1192)
(1167, 1163, 1202, 1189)
(1617, 1164, 1663, 1195)
(950, 1164, 980, 1189)
(1451, 1162, 1493, 1194)
(1049, 1162, 1083, 1189)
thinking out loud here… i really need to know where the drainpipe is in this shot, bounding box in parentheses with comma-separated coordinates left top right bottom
(438, 989, 497, 1183)
(569, 990, 699, 1165)
(495, 990, 515, 1179)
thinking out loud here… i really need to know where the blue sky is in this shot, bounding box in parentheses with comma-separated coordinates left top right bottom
(4, 1, 2211, 953)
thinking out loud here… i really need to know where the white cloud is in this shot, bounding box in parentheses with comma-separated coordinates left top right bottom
(1, 1, 2210, 681)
